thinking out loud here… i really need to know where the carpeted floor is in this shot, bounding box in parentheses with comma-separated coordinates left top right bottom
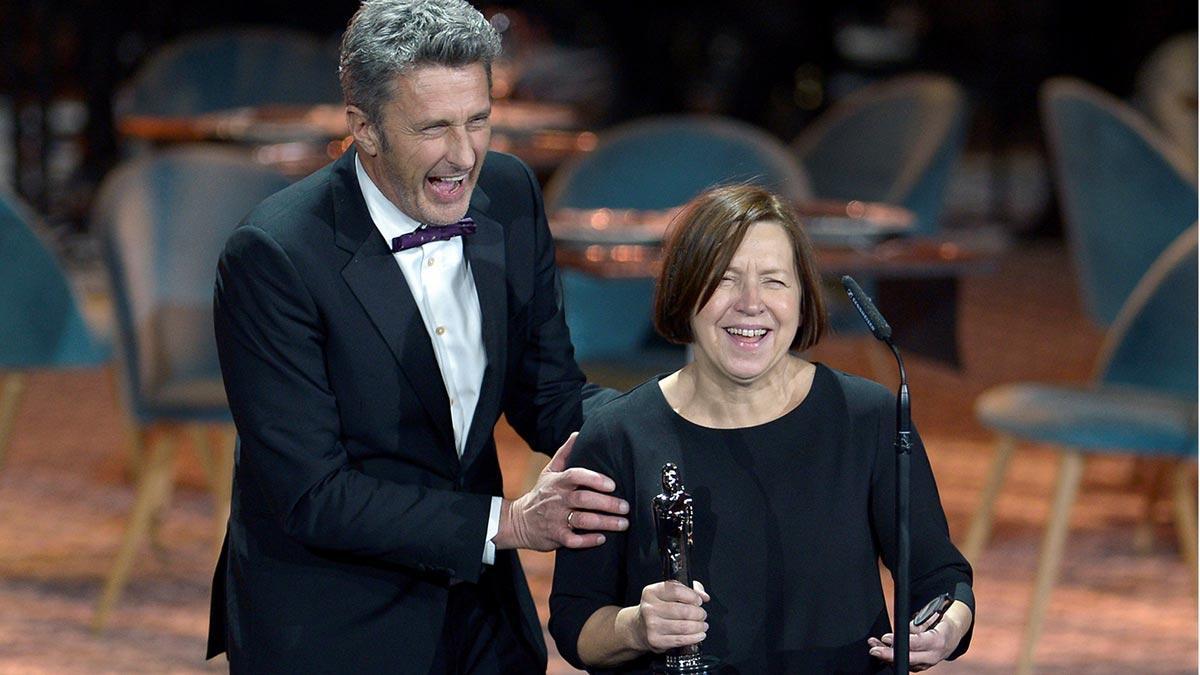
(0, 240, 1194, 673)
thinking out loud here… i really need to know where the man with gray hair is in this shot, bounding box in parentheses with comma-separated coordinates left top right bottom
(207, 1, 628, 671)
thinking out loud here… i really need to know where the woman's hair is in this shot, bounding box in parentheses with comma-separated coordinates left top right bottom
(653, 183, 827, 351)
(338, 0, 502, 125)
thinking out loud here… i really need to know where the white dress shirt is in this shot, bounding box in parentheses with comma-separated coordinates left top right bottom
(356, 156, 503, 565)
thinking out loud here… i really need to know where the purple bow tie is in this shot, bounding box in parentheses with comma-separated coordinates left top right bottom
(391, 217, 476, 252)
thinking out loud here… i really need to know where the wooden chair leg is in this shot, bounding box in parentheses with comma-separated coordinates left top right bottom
(145, 428, 181, 560)
(1170, 462, 1197, 580)
(209, 426, 236, 556)
(1133, 460, 1170, 553)
(192, 424, 216, 484)
(105, 366, 145, 480)
(1016, 451, 1085, 675)
(0, 372, 28, 470)
(93, 432, 177, 632)
(962, 435, 1017, 562)
(122, 418, 146, 482)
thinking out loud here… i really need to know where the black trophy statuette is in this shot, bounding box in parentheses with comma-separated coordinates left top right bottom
(652, 463, 720, 674)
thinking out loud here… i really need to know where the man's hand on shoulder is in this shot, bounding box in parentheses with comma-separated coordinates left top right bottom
(492, 433, 630, 551)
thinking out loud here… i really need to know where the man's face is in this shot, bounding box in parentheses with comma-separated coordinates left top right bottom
(357, 63, 492, 225)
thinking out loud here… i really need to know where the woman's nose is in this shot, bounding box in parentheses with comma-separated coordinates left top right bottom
(736, 282, 763, 313)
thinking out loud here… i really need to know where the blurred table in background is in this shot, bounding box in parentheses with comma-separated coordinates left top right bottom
(117, 100, 597, 179)
(549, 199, 1000, 277)
(550, 200, 1005, 366)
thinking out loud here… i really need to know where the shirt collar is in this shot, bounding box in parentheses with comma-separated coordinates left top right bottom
(355, 153, 422, 244)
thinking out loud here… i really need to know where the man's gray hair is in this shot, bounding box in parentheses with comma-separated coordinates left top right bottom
(339, 0, 502, 123)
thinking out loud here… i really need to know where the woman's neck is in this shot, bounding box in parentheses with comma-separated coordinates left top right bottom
(660, 356, 816, 429)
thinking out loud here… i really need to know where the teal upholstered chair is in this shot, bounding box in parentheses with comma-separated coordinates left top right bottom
(1040, 76, 1198, 327)
(114, 27, 342, 117)
(964, 224, 1198, 674)
(793, 73, 968, 236)
(0, 191, 108, 468)
(90, 146, 291, 629)
(793, 73, 969, 353)
(543, 115, 811, 362)
(1041, 77, 1198, 541)
(1132, 32, 1198, 168)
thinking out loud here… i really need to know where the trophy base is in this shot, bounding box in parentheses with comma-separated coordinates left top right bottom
(652, 654, 721, 673)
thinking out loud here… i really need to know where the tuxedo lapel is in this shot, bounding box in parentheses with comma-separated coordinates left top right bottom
(332, 150, 456, 453)
(460, 187, 508, 469)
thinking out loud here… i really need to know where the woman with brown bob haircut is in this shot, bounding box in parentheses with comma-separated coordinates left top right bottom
(653, 183, 827, 352)
(550, 184, 975, 674)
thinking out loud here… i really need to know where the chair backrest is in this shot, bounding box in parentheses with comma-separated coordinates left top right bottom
(0, 191, 105, 367)
(1096, 223, 1198, 400)
(1041, 77, 1198, 327)
(543, 115, 811, 210)
(1132, 32, 1198, 168)
(92, 146, 291, 416)
(115, 27, 342, 117)
(792, 73, 968, 234)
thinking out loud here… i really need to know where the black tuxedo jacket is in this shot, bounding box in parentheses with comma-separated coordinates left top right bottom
(207, 148, 609, 673)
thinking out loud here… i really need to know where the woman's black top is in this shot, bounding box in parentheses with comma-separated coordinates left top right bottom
(549, 364, 974, 674)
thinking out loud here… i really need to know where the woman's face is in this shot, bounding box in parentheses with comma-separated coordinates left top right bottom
(689, 220, 801, 387)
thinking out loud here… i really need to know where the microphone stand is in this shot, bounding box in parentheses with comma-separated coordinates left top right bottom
(889, 340, 912, 675)
(841, 276, 911, 673)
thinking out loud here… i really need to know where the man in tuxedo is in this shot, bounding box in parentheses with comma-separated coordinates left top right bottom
(206, 1, 630, 672)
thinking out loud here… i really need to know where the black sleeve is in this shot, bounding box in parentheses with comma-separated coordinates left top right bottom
(868, 399, 975, 659)
(548, 412, 633, 670)
(215, 226, 492, 581)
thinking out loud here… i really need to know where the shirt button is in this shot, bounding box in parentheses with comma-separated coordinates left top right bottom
(449, 397, 457, 406)
(427, 257, 435, 267)
(435, 326, 446, 336)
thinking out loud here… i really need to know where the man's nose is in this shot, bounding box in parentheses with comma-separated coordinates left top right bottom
(445, 126, 476, 169)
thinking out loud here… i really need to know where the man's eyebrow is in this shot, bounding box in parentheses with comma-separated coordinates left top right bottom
(416, 106, 492, 128)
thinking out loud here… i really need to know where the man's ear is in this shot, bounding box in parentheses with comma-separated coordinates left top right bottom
(347, 105, 380, 156)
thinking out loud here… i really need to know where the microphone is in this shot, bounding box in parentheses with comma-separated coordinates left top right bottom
(841, 275, 892, 342)
(840, 274, 912, 674)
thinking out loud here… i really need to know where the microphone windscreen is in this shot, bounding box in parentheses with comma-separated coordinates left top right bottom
(841, 275, 892, 341)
